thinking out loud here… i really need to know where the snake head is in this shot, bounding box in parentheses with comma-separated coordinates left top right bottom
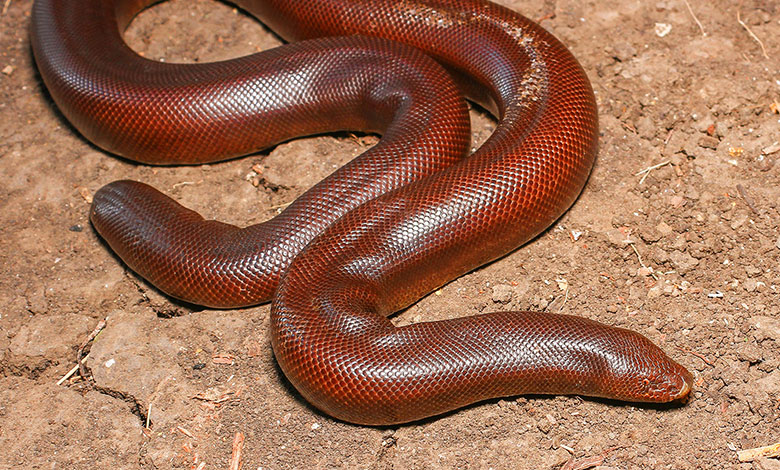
(598, 326, 694, 403)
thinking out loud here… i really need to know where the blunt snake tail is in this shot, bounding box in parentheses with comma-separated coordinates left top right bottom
(31, 0, 693, 425)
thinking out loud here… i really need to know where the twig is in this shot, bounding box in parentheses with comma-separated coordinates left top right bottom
(737, 441, 780, 462)
(229, 432, 245, 470)
(682, 0, 706, 37)
(736, 184, 760, 215)
(628, 243, 658, 280)
(737, 9, 769, 59)
(635, 160, 670, 184)
(677, 346, 714, 366)
(77, 317, 107, 380)
(664, 129, 675, 145)
(177, 426, 195, 439)
(537, 0, 557, 23)
(558, 287, 569, 312)
(561, 447, 618, 470)
(2, 0, 11, 15)
(56, 354, 90, 385)
(172, 180, 198, 189)
(536, 12, 556, 23)
(268, 201, 293, 211)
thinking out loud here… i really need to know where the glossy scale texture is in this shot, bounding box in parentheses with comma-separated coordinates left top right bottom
(31, 0, 693, 425)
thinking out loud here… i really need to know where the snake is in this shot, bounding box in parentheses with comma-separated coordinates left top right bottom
(31, 0, 693, 425)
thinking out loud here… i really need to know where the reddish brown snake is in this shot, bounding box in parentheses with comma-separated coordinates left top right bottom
(31, 0, 693, 424)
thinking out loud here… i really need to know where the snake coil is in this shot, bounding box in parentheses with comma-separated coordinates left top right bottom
(31, 0, 692, 424)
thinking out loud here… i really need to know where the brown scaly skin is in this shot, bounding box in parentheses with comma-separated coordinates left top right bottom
(31, 0, 693, 425)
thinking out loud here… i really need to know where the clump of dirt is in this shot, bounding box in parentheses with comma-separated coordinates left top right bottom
(1, 0, 778, 468)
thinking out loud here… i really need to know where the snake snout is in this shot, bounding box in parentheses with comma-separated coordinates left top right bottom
(668, 365, 694, 402)
(615, 334, 694, 403)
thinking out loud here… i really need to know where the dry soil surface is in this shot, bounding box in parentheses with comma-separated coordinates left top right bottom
(1, 0, 779, 469)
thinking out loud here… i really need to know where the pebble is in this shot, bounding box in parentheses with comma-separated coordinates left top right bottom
(605, 228, 635, 247)
(756, 370, 780, 395)
(26, 287, 48, 315)
(730, 211, 749, 230)
(656, 221, 674, 236)
(668, 250, 699, 274)
(745, 265, 762, 277)
(636, 116, 655, 139)
(748, 316, 780, 342)
(736, 342, 762, 363)
(755, 458, 780, 470)
(639, 225, 662, 243)
(698, 135, 719, 149)
(491, 284, 513, 304)
(537, 417, 552, 434)
(611, 42, 637, 62)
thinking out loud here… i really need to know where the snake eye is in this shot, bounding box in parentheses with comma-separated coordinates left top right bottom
(640, 377, 652, 396)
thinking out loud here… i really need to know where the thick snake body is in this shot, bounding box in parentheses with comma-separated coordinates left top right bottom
(31, 0, 693, 425)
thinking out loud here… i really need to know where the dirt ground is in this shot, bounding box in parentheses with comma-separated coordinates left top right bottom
(1, 0, 779, 468)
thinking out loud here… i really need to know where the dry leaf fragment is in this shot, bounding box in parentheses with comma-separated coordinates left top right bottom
(212, 353, 235, 365)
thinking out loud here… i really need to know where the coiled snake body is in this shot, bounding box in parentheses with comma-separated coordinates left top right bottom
(31, 0, 692, 425)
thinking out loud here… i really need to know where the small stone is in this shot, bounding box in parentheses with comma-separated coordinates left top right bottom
(763, 142, 780, 155)
(730, 211, 749, 230)
(698, 135, 719, 149)
(745, 265, 761, 277)
(637, 266, 654, 277)
(668, 250, 699, 274)
(744, 278, 758, 292)
(537, 416, 553, 434)
(748, 316, 780, 342)
(638, 225, 662, 243)
(670, 153, 687, 167)
(491, 284, 514, 304)
(715, 121, 730, 138)
(669, 235, 687, 251)
(612, 42, 637, 62)
(755, 457, 780, 470)
(685, 186, 700, 200)
(26, 287, 48, 315)
(656, 221, 674, 236)
(1, 65, 13, 75)
(755, 370, 780, 395)
(654, 22, 672, 37)
(636, 116, 656, 140)
(736, 342, 762, 364)
(650, 246, 670, 264)
(647, 285, 663, 299)
(605, 228, 635, 247)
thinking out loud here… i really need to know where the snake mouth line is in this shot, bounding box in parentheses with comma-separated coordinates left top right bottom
(674, 374, 694, 402)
